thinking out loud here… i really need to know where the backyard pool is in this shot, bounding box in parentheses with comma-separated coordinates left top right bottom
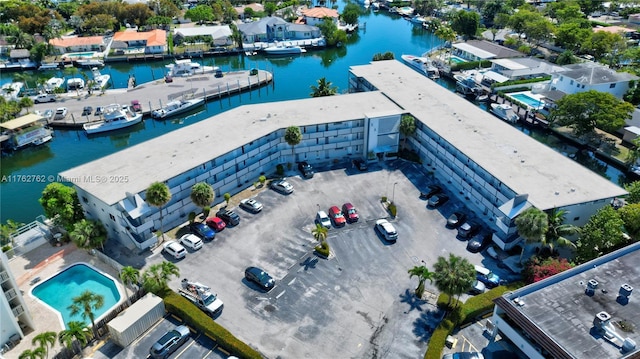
(63, 52, 96, 58)
(31, 263, 122, 329)
(509, 92, 545, 110)
(450, 55, 468, 64)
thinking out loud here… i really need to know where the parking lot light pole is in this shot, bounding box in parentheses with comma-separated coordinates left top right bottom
(392, 182, 398, 203)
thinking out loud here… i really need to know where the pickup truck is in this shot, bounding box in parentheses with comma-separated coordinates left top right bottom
(179, 279, 224, 317)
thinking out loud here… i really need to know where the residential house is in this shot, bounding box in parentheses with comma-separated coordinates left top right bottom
(112, 29, 167, 54)
(238, 16, 321, 43)
(49, 36, 106, 54)
(299, 7, 339, 26)
(173, 26, 233, 47)
(595, 25, 640, 41)
(452, 40, 524, 62)
(490, 57, 565, 81)
(546, 62, 638, 100)
(233, 3, 264, 21)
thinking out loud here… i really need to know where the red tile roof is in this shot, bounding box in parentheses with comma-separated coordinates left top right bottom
(113, 29, 166, 46)
(301, 7, 339, 19)
(49, 36, 104, 47)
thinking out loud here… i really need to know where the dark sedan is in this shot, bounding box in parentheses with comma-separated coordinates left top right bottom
(457, 221, 480, 239)
(190, 222, 216, 241)
(353, 159, 368, 171)
(298, 161, 314, 178)
(244, 266, 275, 291)
(427, 193, 449, 208)
(216, 208, 241, 226)
(467, 232, 492, 253)
(420, 185, 442, 200)
(446, 212, 466, 228)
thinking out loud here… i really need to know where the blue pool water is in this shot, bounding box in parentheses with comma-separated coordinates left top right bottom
(450, 56, 467, 64)
(31, 263, 121, 328)
(510, 93, 544, 109)
(64, 52, 96, 58)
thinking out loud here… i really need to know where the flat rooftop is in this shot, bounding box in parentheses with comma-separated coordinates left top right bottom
(501, 243, 640, 358)
(60, 91, 403, 205)
(349, 60, 627, 210)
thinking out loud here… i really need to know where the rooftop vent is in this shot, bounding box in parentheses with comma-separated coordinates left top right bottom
(618, 284, 633, 305)
(586, 279, 599, 296)
(593, 311, 637, 353)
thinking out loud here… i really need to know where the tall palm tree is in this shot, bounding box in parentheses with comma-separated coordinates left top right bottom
(145, 182, 172, 242)
(312, 223, 328, 242)
(515, 207, 548, 261)
(190, 182, 214, 216)
(69, 219, 107, 251)
(32, 331, 57, 359)
(142, 261, 180, 295)
(310, 77, 337, 97)
(161, 261, 180, 282)
(284, 126, 302, 162)
(119, 266, 140, 300)
(58, 321, 92, 353)
(399, 115, 416, 150)
(408, 264, 434, 298)
(433, 254, 475, 308)
(544, 208, 579, 250)
(18, 347, 45, 359)
(515, 207, 578, 261)
(67, 290, 104, 336)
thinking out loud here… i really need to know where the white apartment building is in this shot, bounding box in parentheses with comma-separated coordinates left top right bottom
(0, 251, 34, 346)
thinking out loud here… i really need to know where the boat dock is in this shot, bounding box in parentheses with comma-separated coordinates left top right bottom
(36, 69, 272, 128)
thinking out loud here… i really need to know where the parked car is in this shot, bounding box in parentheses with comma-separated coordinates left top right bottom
(486, 245, 499, 260)
(165, 75, 173, 83)
(328, 206, 346, 227)
(34, 94, 56, 103)
(457, 221, 480, 239)
(443, 352, 484, 359)
(81, 106, 93, 116)
(163, 241, 186, 260)
(216, 208, 240, 226)
(315, 210, 331, 229)
(353, 158, 368, 171)
(270, 179, 294, 194)
(53, 107, 68, 120)
(206, 216, 226, 232)
(466, 232, 491, 253)
(94, 106, 105, 116)
(475, 265, 501, 288)
(131, 99, 142, 112)
(149, 325, 190, 359)
(190, 222, 216, 241)
(179, 233, 203, 251)
(342, 203, 359, 223)
(469, 280, 486, 295)
(420, 185, 442, 200)
(375, 219, 398, 242)
(239, 198, 263, 213)
(427, 193, 449, 208)
(244, 266, 275, 291)
(298, 161, 314, 178)
(446, 212, 466, 228)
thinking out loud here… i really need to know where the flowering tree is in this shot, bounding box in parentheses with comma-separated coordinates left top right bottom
(523, 256, 574, 283)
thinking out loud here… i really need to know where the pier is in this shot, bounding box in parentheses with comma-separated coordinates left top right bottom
(35, 69, 273, 128)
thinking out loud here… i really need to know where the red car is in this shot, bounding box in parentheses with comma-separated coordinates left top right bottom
(342, 203, 359, 223)
(328, 206, 346, 227)
(206, 216, 226, 231)
(131, 100, 142, 112)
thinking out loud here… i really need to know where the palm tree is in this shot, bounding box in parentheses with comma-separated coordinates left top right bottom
(284, 126, 302, 162)
(67, 290, 104, 337)
(399, 115, 417, 150)
(312, 223, 328, 242)
(310, 77, 337, 97)
(161, 261, 180, 282)
(58, 321, 92, 353)
(515, 207, 547, 262)
(433, 254, 475, 308)
(18, 347, 45, 359)
(515, 207, 579, 261)
(32, 331, 57, 359)
(145, 182, 172, 242)
(544, 208, 579, 251)
(69, 219, 107, 251)
(190, 182, 214, 216)
(119, 266, 140, 300)
(142, 261, 180, 295)
(408, 264, 434, 298)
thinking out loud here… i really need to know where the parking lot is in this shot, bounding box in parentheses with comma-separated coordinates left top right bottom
(126, 159, 511, 359)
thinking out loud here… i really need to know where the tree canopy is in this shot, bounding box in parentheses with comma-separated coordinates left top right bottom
(451, 10, 480, 40)
(625, 181, 640, 204)
(190, 182, 214, 209)
(575, 206, 630, 263)
(433, 253, 475, 305)
(310, 77, 337, 97)
(69, 219, 107, 251)
(39, 182, 84, 231)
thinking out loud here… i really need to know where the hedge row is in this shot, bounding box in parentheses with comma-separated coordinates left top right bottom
(491, 76, 551, 89)
(164, 291, 264, 359)
(451, 60, 492, 71)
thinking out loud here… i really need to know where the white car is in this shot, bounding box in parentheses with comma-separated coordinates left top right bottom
(53, 107, 68, 120)
(34, 94, 56, 103)
(179, 234, 203, 251)
(270, 179, 294, 194)
(240, 198, 263, 213)
(163, 240, 187, 259)
(315, 211, 331, 228)
(375, 219, 398, 242)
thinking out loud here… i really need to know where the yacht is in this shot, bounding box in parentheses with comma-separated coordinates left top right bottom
(454, 74, 483, 96)
(490, 103, 519, 123)
(151, 98, 205, 119)
(75, 59, 104, 68)
(263, 42, 304, 55)
(67, 78, 85, 91)
(45, 77, 65, 93)
(90, 67, 110, 91)
(409, 15, 427, 25)
(401, 55, 439, 79)
(1, 82, 24, 101)
(166, 59, 217, 77)
(83, 104, 143, 134)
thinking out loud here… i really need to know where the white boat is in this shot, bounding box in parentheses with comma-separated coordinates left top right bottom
(166, 59, 217, 77)
(454, 74, 482, 96)
(90, 67, 110, 91)
(75, 59, 104, 68)
(1, 82, 24, 101)
(38, 62, 59, 71)
(263, 42, 304, 55)
(83, 104, 143, 134)
(409, 15, 427, 25)
(45, 77, 65, 93)
(18, 58, 37, 69)
(67, 78, 85, 90)
(32, 134, 53, 146)
(151, 98, 205, 119)
(490, 103, 519, 123)
(401, 54, 439, 79)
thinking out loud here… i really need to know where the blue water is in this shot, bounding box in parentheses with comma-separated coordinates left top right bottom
(31, 263, 121, 328)
(510, 93, 544, 109)
(450, 55, 467, 63)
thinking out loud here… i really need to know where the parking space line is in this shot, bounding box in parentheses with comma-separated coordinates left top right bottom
(128, 314, 167, 347)
(288, 277, 296, 285)
(276, 290, 286, 299)
(175, 333, 199, 358)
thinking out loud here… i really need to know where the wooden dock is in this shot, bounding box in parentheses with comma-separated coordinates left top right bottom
(37, 69, 273, 129)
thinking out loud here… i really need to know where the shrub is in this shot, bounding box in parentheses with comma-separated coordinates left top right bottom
(202, 206, 210, 218)
(164, 292, 263, 359)
(381, 196, 388, 203)
(523, 256, 574, 283)
(259, 175, 266, 185)
(276, 164, 284, 176)
(1, 245, 11, 252)
(314, 240, 330, 257)
(188, 212, 196, 224)
(424, 319, 455, 359)
(388, 202, 397, 217)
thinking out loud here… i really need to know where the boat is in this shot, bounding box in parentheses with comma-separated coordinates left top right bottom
(75, 59, 104, 68)
(67, 78, 85, 90)
(372, 2, 380, 11)
(165, 59, 218, 77)
(401, 54, 439, 79)
(151, 98, 205, 119)
(454, 74, 483, 96)
(409, 15, 427, 25)
(32, 134, 53, 146)
(38, 62, 60, 71)
(1, 82, 24, 101)
(45, 77, 65, 93)
(83, 104, 143, 134)
(263, 42, 304, 55)
(90, 67, 110, 91)
(490, 103, 519, 123)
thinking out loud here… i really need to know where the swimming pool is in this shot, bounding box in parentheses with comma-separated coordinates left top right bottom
(31, 263, 122, 329)
(64, 52, 96, 58)
(450, 56, 467, 64)
(509, 92, 545, 109)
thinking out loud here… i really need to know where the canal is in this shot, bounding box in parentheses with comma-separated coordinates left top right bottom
(0, 8, 633, 224)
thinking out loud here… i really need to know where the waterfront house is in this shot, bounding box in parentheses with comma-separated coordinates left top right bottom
(489, 57, 565, 81)
(173, 26, 233, 47)
(112, 29, 167, 54)
(299, 7, 339, 26)
(238, 16, 321, 43)
(594, 25, 639, 42)
(233, 3, 264, 21)
(545, 62, 638, 100)
(49, 36, 106, 54)
(452, 40, 524, 62)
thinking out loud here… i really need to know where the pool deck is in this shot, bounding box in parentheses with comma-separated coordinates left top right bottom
(7, 243, 124, 358)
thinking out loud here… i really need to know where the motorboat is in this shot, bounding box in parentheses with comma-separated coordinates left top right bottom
(454, 74, 482, 96)
(83, 104, 143, 134)
(165, 59, 217, 77)
(409, 15, 427, 25)
(490, 103, 519, 123)
(75, 59, 104, 68)
(45, 77, 65, 93)
(1, 82, 24, 101)
(67, 78, 85, 90)
(401, 54, 439, 79)
(32, 134, 53, 146)
(90, 67, 110, 91)
(263, 42, 304, 55)
(151, 98, 205, 119)
(38, 62, 60, 71)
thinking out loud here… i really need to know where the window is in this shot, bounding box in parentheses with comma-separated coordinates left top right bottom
(569, 79, 572, 85)
(610, 83, 616, 88)
(82, 196, 88, 203)
(110, 214, 115, 221)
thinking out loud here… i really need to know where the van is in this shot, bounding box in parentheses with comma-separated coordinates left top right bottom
(34, 94, 56, 103)
(474, 265, 500, 288)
